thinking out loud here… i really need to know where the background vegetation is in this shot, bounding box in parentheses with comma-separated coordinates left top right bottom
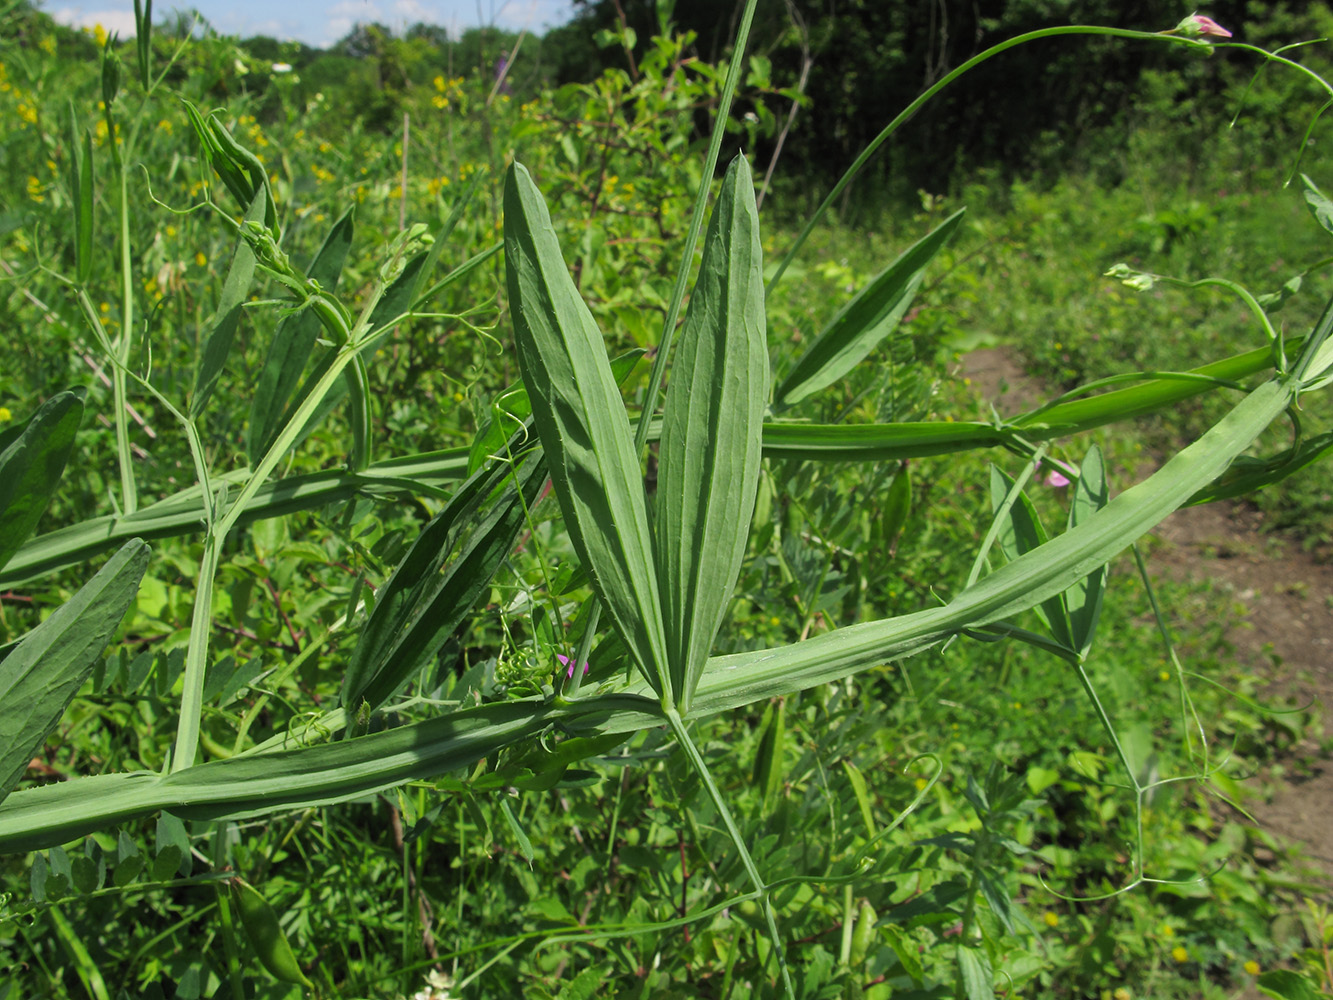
(1, 0, 1332, 997)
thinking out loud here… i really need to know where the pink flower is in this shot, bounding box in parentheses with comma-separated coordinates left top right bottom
(557, 654, 589, 679)
(1045, 470, 1071, 489)
(1175, 13, 1232, 38)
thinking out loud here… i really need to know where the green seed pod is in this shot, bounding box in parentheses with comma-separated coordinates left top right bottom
(228, 877, 313, 988)
(848, 899, 877, 968)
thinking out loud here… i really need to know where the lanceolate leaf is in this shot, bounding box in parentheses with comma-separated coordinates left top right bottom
(0, 539, 148, 807)
(1066, 446, 1109, 657)
(342, 446, 547, 712)
(192, 191, 265, 418)
(989, 466, 1073, 649)
(773, 208, 965, 409)
(655, 155, 767, 710)
(504, 161, 671, 701)
(0, 389, 85, 575)
(247, 207, 355, 464)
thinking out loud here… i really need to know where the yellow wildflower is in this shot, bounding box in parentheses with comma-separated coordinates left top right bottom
(18, 102, 37, 125)
(0, 407, 12, 423)
(92, 23, 107, 45)
(1043, 911, 1059, 927)
(1171, 945, 1188, 963)
(26, 175, 44, 202)
(195, 251, 207, 267)
(1244, 960, 1260, 975)
(914, 777, 928, 792)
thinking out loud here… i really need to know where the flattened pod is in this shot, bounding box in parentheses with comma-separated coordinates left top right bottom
(228, 877, 314, 988)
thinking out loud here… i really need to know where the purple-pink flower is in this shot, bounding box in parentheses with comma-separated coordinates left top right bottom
(1045, 469, 1071, 489)
(557, 654, 589, 679)
(1175, 13, 1232, 38)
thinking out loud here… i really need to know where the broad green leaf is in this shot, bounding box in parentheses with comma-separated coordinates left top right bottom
(342, 447, 546, 712)
(773, 208, 964, 409)
(989, 465, 1073, 649)
(1066, 446, 1109, 656)
(247, 207, 354, 464)
(0, 389, 85, 574)
(192, 191, 265, 417)
(504, 161, 670, 701)
(0, 539, 148, 806)
(655, 155, 767, 709)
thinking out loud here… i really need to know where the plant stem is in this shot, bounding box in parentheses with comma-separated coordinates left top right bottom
(664, 706, 794, 998)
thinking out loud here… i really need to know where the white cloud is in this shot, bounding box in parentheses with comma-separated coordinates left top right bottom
(321, 0, 383, 45)
(49, 6, 139, 37)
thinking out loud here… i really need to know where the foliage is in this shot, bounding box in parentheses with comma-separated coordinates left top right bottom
(0, 2, 1331, 999)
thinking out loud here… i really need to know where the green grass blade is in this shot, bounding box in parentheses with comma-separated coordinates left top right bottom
(504, 161, 671, 702)
(67, 104, 94, 286)
(192, 191, 264, 418)
(773, 208, 965, 410)
(342, 448, 546, 712)
(0, 539, 148, 807)
(247, 207, 354, 464)
(655, 156, 767, 710)
(0, 389, 85, 574)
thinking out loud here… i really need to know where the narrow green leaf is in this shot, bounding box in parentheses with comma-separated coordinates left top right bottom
(1066, 446, 1109, 657)
(879, 464, 911, 553)
(192, 191, 264, 417)
(689, 375, 1299, 716)
(247, 207, 354, 464)
(957, 943, 994, 1000)
(655, 156, 767, 709)
(342, 447, 546, 712)
(774, 208, 965, 409)
(976, 870, 1015, 935)
(499, 799, 535, 864)
(1302, 173, 1333, 237)
(841, 759, 875, 838)
(0, 389, 85, 574)
(1, 447, 472, 587)
(0, 539, 148, 806)
(504, 161, 670, 701)
(68, 104, 94, 286)
(989, 466, 1072, 649)
(134, 0, 152, 89)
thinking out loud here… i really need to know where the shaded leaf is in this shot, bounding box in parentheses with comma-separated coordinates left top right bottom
(0, 389, 85, 574)
(0, 539, 148, 806)
(504, 161, 670, 700)
(774, 208, 964, 408)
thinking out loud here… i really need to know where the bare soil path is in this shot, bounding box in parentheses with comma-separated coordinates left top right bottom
(961, 347, 1333, 884)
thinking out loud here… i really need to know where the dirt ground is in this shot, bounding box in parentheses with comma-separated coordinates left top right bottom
(961, 347, 1333, 884)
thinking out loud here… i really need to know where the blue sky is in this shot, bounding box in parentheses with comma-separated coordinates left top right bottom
(43, 0, 576, 49)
